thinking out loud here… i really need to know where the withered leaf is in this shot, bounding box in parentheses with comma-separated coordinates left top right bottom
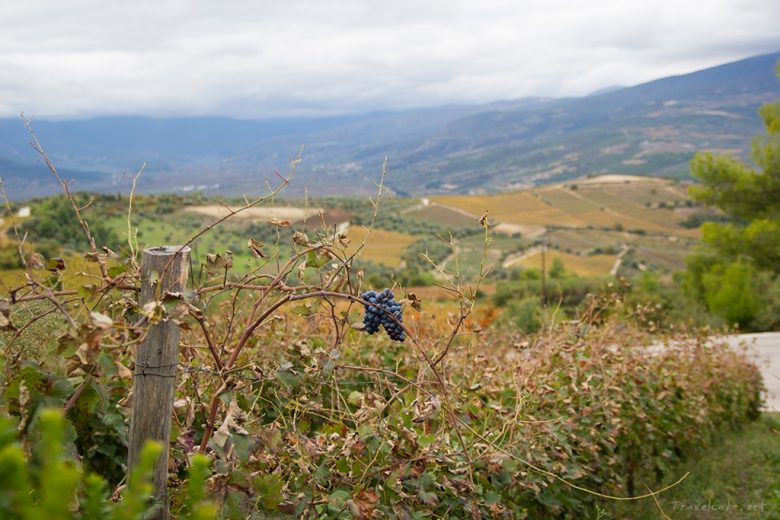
(89, 311, 113, 330)
(142, 301, 165, 323)
(413, 395, 441, 423)
(206, 251, 234, 273)
(404, 292, 423, 311)
(292, 231, 310, 246)
(247, 238, 267, 258)
(173, 319, 192, 331)
(0, 299, 15, 331)
(29, 253, 45, 270)
(115, 361, 133, 379)
(268, 218, 290, 228)
(162, 290, 183, 301)
(351, 489, 379, 519)
(102, 246, 119, 258)
(83, 251, 104, 263)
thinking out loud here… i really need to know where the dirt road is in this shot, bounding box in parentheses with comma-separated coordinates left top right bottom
(727, 333, 780, 411)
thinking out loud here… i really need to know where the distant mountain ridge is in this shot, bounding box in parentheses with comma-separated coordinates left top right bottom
(1, 51, 778, 199)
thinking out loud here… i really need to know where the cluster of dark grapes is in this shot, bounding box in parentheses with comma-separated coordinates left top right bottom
(360, 288, 405, 342)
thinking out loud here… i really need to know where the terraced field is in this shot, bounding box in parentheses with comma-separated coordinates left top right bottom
(546, 228, 695, 273)
(439, 248, 503, 280)
(5, 175, 703, 283)
(546, 228, 622, 253)
(514, 250, 618, 277)
(434, 191, 582, 227)
(344, 226, 419, 268)
(628, 236, 693, 272)
(432, 176, 699, 238)
(404, 205, 478, 227)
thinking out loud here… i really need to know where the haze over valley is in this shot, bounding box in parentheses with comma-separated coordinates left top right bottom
(1, 51, 778, 199)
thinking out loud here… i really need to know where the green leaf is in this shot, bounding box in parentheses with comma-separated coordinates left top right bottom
(327, 489, 351, 514)
(306, 250, 328, 269)
(314, 462, 330, 484)
(348, 391, 364, 407)
(253, 474, 284, 511)
(108, 264, 128, 277)
(78, 284, 99, 299)
(46, 257, 66, 271)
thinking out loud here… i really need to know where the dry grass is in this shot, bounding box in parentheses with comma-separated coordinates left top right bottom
(0, 254, 113, 294)
(516, 250, 617, 277)
(434, 192, 582, 226)
(405, 205, 479, 227)
(576, 174, 650, 184)
(547, 228, 625, 253)
(344, 227, 419, 268)
(185, 205, 323, 223)
(435, 180, 700, 238)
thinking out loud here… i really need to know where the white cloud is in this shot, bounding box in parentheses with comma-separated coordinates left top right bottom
(0, 0, 778, 118)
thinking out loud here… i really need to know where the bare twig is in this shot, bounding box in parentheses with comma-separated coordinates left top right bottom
(22, 116, 109, 280)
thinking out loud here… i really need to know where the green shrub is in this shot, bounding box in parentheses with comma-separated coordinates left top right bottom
(504, 297, 543, 333)
(0, 244, 24, 270)
(0, 409, 215, 519)
(703, 259, 763, 327)
(20, 195, 120, 255)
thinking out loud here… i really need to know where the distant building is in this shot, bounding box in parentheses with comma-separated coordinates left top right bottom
(17, 206, 30, 218)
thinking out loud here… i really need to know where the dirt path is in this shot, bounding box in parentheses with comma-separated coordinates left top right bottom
(609, 245, 630, 276)
(653, 333, 780, 411)
(399, 198, 430, 215)
(501, 246, 542, 268)
(184, 205, 322, 222)
(726, 333, 780, 411)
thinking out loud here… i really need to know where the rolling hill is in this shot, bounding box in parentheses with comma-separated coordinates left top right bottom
(1, 173, 703, 282)
(0, 51, 777, 199)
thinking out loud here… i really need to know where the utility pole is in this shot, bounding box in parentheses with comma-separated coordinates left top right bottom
(540, 236, 547, 305)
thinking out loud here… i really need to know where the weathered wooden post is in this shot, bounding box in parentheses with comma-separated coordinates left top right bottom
(129, 246, 190, 520)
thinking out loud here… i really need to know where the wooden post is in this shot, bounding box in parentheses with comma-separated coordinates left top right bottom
(129, 246, 190, 520)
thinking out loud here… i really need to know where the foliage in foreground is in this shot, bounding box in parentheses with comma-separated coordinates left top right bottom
(1, 299, 763, 518)
(609, 413, 780, 519)
(0, 408, 215, 519)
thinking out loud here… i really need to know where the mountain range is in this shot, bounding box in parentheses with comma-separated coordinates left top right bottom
(1, 51, 778, 200)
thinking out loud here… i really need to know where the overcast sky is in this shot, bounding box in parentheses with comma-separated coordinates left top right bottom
(1, 0, 779, 119)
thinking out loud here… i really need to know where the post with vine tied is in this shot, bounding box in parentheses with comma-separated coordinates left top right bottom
(128, 245, 191, 520)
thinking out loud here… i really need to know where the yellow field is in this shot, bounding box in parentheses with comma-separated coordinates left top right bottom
(345, 227, 419, 268)
(0, 254, 111, 294)
(403, 283, 496, 301)
(433, 177, 699, 238)
(434, 191, 582, 226)
(516, 250, 617, 277)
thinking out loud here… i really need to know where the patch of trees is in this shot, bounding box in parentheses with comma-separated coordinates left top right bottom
(683, 62, 780, 330)
(20, 194, 120, 257)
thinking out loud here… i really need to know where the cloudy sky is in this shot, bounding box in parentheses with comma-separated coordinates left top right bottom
(1, 0, 779, 119)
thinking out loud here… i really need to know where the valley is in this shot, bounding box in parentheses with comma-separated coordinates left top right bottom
(0, 174, 703, 294)
(1, 51, 778, 199)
